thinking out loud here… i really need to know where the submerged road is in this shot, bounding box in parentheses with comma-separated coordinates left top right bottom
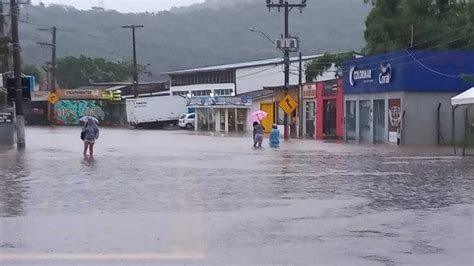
(0, 127, 473, 265)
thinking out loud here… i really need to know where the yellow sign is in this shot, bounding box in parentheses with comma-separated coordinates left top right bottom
(48, 93, 59, 105)
(101, 91, 122, 101)
(279, 94, 298, 114)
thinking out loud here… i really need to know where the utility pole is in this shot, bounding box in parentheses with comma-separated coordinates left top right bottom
(37, 26, 57, 123)
(122, 24, 143, 98)
(266, 0, 306, 140)
(10, 0, 25, 149)
(0, 1, 9, 74)
(298, 51, 303, 139)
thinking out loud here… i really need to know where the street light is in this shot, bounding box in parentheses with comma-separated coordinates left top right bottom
(248, 27, 284, 54)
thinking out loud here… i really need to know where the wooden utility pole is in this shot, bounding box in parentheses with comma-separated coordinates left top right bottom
(37, 26, 57, 123)
(10, 0, 25, 148)
(298, 52, 303, 138)
(266, 0, 306, 140)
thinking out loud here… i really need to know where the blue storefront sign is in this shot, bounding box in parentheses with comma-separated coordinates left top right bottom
(343, 49, 474, 95)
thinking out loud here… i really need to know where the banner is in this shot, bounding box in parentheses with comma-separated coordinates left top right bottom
(302, 84, 316, 99)
(388, 98, 401, 143)
(56, 89, 103, 99)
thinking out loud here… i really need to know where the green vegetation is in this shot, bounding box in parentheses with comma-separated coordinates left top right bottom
(363, 0, 474, 55)
(56, 55, 141, 89)
(305, 52, 356, 82)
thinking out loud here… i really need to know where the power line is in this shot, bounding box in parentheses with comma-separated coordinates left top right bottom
(405, 48, 474, 78)
(237, 65, 280, 79)
(334, 35, 473, 72)
(339, 42, 474, 75)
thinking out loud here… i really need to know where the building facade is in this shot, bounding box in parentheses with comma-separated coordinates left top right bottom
(342, 49, 473, 145)
(165, 55, 327, 97)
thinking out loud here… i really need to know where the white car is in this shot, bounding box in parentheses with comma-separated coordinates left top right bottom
(178, 113, 195, 129)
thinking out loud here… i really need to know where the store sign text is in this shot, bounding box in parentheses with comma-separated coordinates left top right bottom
(349, 66, 373, 86)
(378, 63, 392, 85)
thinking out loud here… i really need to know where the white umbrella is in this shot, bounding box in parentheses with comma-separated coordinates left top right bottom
(79, 116, 99, 124)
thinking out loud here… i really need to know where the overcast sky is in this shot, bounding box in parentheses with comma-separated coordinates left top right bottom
(31, 0, 206, 13)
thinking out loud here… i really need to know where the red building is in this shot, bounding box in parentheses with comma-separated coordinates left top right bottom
(315, 79, 344, 140)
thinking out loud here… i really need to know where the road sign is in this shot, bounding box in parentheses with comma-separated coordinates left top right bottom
(279, 94, 298, 114)
(48, 93, 59, 104)
(6, 76, 33, 101)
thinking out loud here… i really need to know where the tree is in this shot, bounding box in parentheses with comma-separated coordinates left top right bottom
(363, 0, 474, 55)
(461, 73, 474, 85)
(55, 55, 143, 88)
(305, 52, 357, 82)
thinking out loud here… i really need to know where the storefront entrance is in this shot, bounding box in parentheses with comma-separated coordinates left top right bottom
(345, 101, 357, 140)
(260, 103, 274, 133)
(305, 101, 315, 138)
(373, 100, 386, 143)
(217, 108, 247, 132)
(359, 100, 372, 142)
(323, 100, 337, 137)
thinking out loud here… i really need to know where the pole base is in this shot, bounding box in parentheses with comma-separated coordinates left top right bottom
(16, 115, 26, 149)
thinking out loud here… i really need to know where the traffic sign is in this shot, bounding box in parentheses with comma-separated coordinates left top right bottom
(6, 76, 33, 101)
(48, 93, 59, 104)
(279, 94, 298, 115)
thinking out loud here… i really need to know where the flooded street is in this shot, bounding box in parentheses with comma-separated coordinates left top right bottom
(0, 127, 473, 265)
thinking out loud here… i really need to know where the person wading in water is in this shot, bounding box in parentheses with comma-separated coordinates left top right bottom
(81, 118, 100, 156)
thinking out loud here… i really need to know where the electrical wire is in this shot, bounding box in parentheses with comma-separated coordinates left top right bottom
(236, 65, 280, 79)
(405, 48, 474, 78)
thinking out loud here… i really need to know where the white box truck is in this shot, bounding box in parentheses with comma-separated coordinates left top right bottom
(126, 96, 188, 128)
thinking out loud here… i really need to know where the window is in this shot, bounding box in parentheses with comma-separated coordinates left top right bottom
(172, 91, 188, 96)
(193, 90, 211, 96)
(215, 89, 233, 96)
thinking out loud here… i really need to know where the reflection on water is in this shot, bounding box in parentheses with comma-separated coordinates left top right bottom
(0, 127, 473, 264)
(0, 127, 472, 217)
(0, 150, 29, 217)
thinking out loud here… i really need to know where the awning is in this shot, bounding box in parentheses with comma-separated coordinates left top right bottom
(452, 87, 474, 106)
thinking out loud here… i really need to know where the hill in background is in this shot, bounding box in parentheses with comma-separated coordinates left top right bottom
(20, 0, 370, 79)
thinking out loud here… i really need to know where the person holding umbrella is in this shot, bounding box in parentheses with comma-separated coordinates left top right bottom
(250, 110, 268, 148)
(81, 117, 100, 156)
(253, 121, 265, 148)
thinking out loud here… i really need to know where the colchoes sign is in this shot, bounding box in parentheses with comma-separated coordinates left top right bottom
(349, 63, 392, 87)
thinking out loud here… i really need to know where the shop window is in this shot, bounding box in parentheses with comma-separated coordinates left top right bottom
(237, 109, 246, 132)
(215, 89, 233, 96)
(323, 82, 337, 96)
(277, 106, 285, 124)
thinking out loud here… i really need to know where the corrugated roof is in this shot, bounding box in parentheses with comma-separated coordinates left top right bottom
(163, 54, 323, 75)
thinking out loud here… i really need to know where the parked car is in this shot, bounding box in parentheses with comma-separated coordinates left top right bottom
(178, 113, 195, 129)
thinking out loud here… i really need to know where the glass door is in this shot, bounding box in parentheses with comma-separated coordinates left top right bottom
(345, 101, 357, 140)
(359, 100, 371, 142)
(220, 109, 225, 131)
(237, 109, 246, 132)
(305, 101, 315, 138)
(228, 109, 236, 132)
(373, 100, 386, 143)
